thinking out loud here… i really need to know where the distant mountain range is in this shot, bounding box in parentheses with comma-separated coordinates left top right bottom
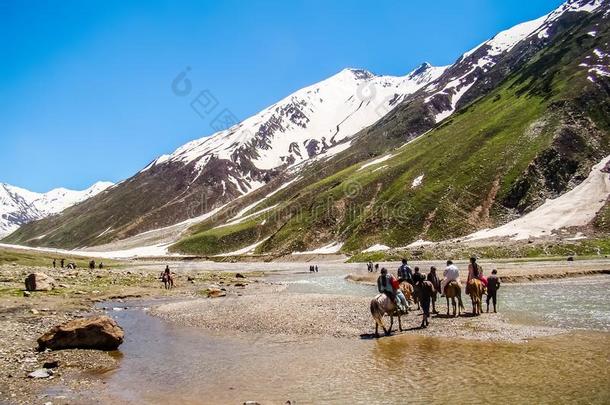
(4, 0, 610, 256)
(0, 182, 113, 237)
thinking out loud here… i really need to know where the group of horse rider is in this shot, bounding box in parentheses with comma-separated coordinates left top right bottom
(376, 257, 501, 324)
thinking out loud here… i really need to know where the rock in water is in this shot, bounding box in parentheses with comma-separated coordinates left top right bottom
(37, 316, 124, 351)
(24, 273, 56, 291)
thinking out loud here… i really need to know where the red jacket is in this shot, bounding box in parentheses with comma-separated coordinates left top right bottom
(390, 276, 400, 291)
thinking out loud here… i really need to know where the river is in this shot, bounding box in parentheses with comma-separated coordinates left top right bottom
(93, 267, 610, 404)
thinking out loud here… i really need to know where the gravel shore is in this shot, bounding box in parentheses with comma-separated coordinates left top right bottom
(152, 286, 561, 343)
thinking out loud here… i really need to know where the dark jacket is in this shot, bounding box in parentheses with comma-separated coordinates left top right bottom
(397, 264, 412, 282)
(487, 275, 501, 294)
(427, 272, 440, 292)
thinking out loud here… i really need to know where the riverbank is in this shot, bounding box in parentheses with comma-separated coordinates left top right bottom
(345, 258, 610, 285)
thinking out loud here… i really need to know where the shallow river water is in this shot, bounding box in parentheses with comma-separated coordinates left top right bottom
(95, 270, 609, 404)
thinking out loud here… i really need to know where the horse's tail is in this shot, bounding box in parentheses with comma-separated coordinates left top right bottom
(370, 298, 382, 319)
(370, 296, 386, 325)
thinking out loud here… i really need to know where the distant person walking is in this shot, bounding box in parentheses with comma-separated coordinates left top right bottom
(315, 265, 319, 273)
(374, 263, 379, 272)
(89, 260, 96, 270)
(60, 258, 65, 268)
(99, 262, 104, 269)
(486, 269, 501, 313)
(52, 259, 56, 269)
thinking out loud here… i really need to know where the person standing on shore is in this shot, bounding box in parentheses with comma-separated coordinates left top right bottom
(416, 277, 436, 328)
(427, 266, 441, 314)
(486, 269, 501, 313)
(52, 259, 56, 269)
(60, 258, 65, 268)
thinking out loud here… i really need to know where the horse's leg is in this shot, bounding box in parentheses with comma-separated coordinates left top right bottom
(375, 321, 379, 338)
(446, 296, 450, 315)
(398, 314, 402, 332)
(452, 298, 457, 317)
(387, 316, 393, 336)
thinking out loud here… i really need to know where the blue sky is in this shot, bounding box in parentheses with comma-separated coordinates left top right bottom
(0, 0, 564, 192)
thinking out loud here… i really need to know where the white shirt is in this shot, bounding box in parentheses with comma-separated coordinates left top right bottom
(444, 264, 460, 280)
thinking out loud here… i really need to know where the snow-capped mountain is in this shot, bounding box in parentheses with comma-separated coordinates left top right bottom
(6, 0, 608, 251)
(143, 64, 447, 193)
(0, 181, 113, 236)
(422, 0, 606, 123)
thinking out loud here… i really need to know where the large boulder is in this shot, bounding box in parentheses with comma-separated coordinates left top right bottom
(25, 273, 56, 291)
(37, 316, 124, 351)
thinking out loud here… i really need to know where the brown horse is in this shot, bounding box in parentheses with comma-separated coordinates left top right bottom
(444, 281, 465, 317)
(399, 281, 415, 305)
(161, 272, 174, 289)
(467, 279, 484, 315)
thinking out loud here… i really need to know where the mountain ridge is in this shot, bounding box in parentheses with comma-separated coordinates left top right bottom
(0, 181, 114, 237)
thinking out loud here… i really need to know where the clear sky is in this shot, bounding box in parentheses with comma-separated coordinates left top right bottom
(0, 0, 564, 192)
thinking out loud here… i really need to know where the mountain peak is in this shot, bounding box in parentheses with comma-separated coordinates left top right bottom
(336, 68, 376, 80)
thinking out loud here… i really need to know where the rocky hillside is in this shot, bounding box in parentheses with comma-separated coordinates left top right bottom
(0, 182, 113, 237)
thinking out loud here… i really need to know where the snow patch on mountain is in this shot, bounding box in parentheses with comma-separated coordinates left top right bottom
(358, 154, 393, 171)
(465, 154, 610, 241)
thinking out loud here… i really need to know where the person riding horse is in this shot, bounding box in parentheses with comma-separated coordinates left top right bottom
(440, 260, 461, 297)
(377, 268, 408, 313)
(397, 259, 413, 284)
(161, 265, 174, 289)
(467, 257, 487, 294)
